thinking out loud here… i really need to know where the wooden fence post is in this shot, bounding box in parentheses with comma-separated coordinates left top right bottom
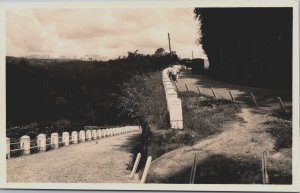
(262, 151, 269, 184)
(211, 87, 217, 98)
(197, 86, 202, 96)
(189, 154, 198, 184)
(141, 156, 152, 183)
(130, 153, 142, 180)
(277, 97, 285, 113)
(185, 83, 189, 91)
(229, 90, 235, 102)
(250, 92, 258, 107)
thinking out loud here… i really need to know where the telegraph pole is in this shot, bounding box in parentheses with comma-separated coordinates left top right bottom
(168, 33, 172, 54)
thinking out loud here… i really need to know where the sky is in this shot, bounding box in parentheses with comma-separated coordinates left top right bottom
(6, 8, 207, 60)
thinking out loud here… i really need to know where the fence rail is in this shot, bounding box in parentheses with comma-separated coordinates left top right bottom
(6, 126, 141, 159)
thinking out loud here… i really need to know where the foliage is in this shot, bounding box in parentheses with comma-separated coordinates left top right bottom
(118, 72, 169, 129)
(194, 8, 292, 90)
(6, 49, 178, 138)
(182, 96, 241, 138)
(118, 71, 170, 166)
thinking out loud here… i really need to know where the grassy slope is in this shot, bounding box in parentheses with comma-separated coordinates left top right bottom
(146, 70, 292, 184)
(148, 91, 242, 161)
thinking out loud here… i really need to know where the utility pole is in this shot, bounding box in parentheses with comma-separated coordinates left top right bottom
(168, 33, 172, 54)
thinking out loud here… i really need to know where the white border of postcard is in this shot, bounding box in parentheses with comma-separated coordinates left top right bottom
(0, 0, 299, 191)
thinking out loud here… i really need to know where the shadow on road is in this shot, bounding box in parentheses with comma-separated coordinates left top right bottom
(179, 70, 292, 102)
(162, 154, 291, 184)
(114, 132, 143, 170)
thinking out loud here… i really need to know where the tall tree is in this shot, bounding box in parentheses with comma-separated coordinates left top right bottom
(194, 8, 292, 90)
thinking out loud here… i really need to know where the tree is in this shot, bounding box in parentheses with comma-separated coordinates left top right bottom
(154, 48, 166, 57)
(194, 8, 292, 90)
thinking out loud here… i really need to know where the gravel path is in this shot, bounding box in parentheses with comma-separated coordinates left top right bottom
(7, 131, 141, 183)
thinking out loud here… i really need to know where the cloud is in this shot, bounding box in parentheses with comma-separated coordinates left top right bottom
(6, 8, 207, 59)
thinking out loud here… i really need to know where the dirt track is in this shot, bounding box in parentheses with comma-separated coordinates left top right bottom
(7, 131, 141, 183)
(148, 70, 292, 184)
(177, 70, 292, 107)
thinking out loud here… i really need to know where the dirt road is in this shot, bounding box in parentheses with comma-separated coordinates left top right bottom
(177, 70, 292, 108)
(148, 70, 292, 184)
(7, 131, 141, 183)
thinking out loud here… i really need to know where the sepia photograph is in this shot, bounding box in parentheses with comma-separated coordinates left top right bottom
(0, 0, 299, 191)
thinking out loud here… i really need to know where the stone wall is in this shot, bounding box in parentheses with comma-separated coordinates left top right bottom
(162, 69, 183, 129)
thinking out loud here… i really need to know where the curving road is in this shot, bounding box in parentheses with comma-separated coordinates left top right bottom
(6, 131, 141, 183)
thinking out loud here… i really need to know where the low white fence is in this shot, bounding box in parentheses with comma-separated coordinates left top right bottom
(162, 68, 183, 129)
(6, 126, 141, 159)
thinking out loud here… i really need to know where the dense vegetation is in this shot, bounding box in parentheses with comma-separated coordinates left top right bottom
(194, 8, 292, 90)
(6, 49, 178, 139)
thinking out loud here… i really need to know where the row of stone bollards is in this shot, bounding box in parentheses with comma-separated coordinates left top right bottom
(6, 126, 141, 159)
(162, 68, 183, 129)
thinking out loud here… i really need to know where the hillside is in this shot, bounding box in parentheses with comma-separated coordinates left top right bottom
(6, 51, 178, 139)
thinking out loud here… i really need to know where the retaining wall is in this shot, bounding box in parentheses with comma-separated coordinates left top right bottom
(162, 68, 183, 129)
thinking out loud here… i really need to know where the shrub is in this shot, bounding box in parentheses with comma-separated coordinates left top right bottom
(118, 72, 169, 130)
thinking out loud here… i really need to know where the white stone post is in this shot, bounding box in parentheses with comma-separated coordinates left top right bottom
(130, 153, 141, 179)
(141, 156, 152, 183)
(37, 134, 46, 152)
(6, 138, 10, 159)
(92, 130, 97, 140)
(79, 130, 85, 142)
(71, 131, 78, 144)
(97, 129, 101, 139)
(20, 135, 30, 155)
(62, 132, 70, 146)
(51, 133, 59, 149)
(86, 130, 92, 141)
